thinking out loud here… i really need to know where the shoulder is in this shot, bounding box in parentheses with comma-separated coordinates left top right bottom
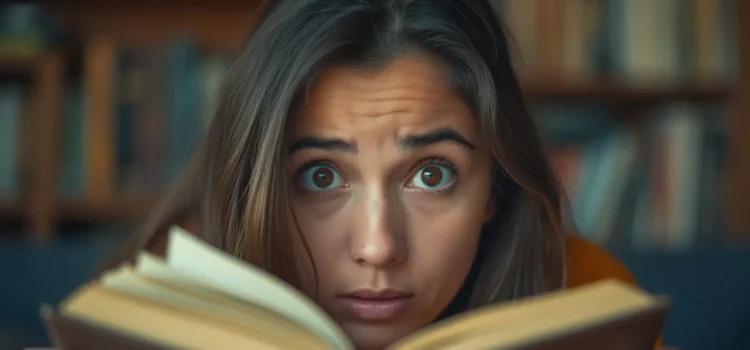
(565, 234, 637, 288)
(563, 235, 663, 348)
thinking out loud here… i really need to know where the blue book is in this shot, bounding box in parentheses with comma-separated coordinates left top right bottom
(165, 37, 201, 183)
(0, 84, 23, 198)
(60, 82, 86, 198)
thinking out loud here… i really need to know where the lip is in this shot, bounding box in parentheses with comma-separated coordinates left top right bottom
(335, 289, 414, 321)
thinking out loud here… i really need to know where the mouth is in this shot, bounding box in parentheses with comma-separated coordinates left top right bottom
(335, 289, 414, 321)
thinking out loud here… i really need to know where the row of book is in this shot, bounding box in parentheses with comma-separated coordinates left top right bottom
(538, 102, 727, 250)
(494, 0, 738, 84)
(0, 3, 55, 198)
(58, 36, 232, 201)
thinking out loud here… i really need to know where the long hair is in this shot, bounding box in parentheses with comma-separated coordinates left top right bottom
(102, 0, 567, 313)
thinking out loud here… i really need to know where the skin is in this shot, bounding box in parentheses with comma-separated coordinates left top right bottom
(288, 56, 495, 350)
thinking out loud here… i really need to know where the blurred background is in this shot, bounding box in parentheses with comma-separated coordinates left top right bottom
(0, 0, 749, 349)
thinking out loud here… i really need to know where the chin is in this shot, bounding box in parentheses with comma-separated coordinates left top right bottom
(341, 322, 415, 350)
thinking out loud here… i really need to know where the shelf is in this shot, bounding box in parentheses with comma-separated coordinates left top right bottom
(522, 81, 732, 103)
(0, 197, 157, 223)
(0, 58, 36, 76)
(0, 199, 25, 220)
(58, 197, 157, 222)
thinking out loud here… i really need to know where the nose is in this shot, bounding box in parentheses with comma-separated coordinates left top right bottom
(350, 187, 407, 269)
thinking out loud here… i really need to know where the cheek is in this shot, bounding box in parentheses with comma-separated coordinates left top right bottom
(407, 206, 483, 288)
(289, 206, 349, 299)
(405, 175, 491, 295)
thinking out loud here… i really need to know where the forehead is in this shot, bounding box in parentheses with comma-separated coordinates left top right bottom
(291, 57, 476, 137)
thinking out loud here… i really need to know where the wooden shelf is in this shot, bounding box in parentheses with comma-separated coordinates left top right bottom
(50, 2, 265, 53)
(0, 58, 37, 76)
(522, 81, 732, 102)
(0, 199, 24, 220)
(0, 197, 156, 223)
(58, 197, 157, 222)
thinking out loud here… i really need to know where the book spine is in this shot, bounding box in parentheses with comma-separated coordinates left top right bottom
(0, 84, 23, 198)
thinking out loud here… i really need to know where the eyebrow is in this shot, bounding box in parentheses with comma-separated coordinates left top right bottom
(289, 127, 476, 154)
(289, 137, 356, 154)
(397, 128, 476, 151)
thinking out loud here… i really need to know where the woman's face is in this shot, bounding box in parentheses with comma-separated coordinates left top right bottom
(288, 56, 494, 349)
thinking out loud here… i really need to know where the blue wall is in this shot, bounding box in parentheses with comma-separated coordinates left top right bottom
(1, 232, 749, 349)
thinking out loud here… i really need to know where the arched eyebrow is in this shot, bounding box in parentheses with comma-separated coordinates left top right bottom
(289, 127, 476, 154)
(396, 127, 476, 151)
(289, 137, 356, 154)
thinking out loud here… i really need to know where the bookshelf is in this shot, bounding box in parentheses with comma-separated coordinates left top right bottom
(0, 1, 748, 248)
(729, 0, 750, 240)
(523, 81, 731, 103)
(0, 58, 36, 76)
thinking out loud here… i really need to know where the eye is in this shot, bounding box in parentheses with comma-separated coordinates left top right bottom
(408, 162, 456, 191)
(299, 164, 343, 192)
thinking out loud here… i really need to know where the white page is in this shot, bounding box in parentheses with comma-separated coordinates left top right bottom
(165, 226, 352, 350)
(136, 253, 216, 291)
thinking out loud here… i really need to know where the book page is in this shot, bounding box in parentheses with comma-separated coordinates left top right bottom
(61, 285, 286, 350)
(101, 265, 331, 349)
(164, 226, 352, 350)
(389, 280, 660, 350)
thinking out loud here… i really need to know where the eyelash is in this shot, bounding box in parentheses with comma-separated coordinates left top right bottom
(415, 157, 459, 174)
(298, 159, 337, 173)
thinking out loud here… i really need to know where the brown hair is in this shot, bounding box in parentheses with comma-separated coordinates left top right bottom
(102, 0, 567, 314)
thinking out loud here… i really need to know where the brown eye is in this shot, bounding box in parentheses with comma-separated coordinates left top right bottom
(300, 165, 342, 191)
(313, 167, 334, 187)
(410, 163, 455, 191)
(420, 165, 443, 187)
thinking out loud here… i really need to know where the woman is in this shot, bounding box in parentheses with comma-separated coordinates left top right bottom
(103, 0, 653, 349)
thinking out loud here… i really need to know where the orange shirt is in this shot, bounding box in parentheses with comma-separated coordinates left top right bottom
(566, 234, 637, 288)
(565, 234, 662, 349)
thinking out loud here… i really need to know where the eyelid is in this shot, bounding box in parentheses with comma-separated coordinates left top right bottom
(297, 159, 338, 174)
(414, 157, 459, 174)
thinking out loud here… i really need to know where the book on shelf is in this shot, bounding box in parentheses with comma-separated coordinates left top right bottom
(58, 35, 233, 202)
(537, 102, 728, 250)
(43, 226, 669, 350)
(492, 0, 738, 84)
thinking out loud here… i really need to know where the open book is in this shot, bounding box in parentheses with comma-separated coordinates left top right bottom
(44, 226, 669, 350)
